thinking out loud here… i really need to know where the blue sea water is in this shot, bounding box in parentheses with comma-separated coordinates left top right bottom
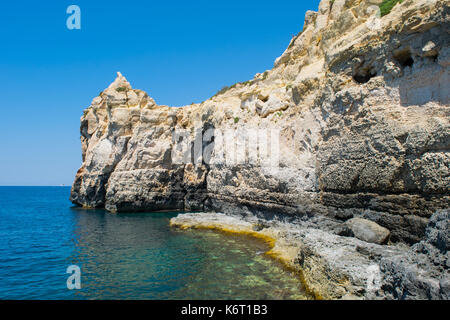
(0, 187, 309, 300)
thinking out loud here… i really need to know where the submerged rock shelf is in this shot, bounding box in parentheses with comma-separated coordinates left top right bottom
(171, 210, 449, 300)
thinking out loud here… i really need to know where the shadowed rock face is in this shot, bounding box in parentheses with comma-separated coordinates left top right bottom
(71, 0, 449, 244)
(379, 209, 450, 300)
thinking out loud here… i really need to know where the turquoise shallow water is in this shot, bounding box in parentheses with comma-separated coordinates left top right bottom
(0, 187, 309, 299)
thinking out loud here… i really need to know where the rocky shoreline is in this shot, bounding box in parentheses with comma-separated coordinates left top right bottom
(70, 0, 449, 300)
(170, 209, 449, 300)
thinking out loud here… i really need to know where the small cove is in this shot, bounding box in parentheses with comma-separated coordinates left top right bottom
(0, 187, 310, 299)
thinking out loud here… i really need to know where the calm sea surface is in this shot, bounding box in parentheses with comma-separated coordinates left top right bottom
(0, 187, 309, 299)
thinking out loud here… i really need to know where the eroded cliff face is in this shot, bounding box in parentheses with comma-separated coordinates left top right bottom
(71, 0, 449, 244)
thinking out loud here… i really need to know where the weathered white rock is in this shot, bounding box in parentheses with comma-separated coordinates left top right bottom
(71, 0, 449, 244)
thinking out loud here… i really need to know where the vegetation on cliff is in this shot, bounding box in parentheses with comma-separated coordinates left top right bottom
(379, 0, 404, 16)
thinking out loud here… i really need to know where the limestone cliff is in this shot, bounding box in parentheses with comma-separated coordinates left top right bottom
(71, 0, 449, 247)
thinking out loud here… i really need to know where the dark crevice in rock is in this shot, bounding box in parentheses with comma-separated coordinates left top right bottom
(394, 48, 414, 68)
(430, 53, 439, 62)
(320, 188, 450, 197)
(353, 67, 377, 84)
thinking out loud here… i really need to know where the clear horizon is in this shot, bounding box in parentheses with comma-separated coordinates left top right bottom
(0, 0, 320, 186)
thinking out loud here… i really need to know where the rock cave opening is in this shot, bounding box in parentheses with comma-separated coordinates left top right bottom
(353, 67, 377, 84)
(394, 48, 415, 68)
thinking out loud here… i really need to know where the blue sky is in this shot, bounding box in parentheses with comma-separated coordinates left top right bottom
(0, 0, 320, 186)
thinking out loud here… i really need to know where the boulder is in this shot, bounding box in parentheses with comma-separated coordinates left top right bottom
(345, 218, 390, 244)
